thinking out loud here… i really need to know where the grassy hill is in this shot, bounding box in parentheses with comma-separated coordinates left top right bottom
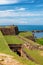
(0, 31, 38, 65)
(19, 31, 33, 37)
(24, 48, 43, 65)
(4, 35, 24, 44)
(18, 32, 43, 65)
(0, 31, 12, 54)
(36, 38, 43, 45)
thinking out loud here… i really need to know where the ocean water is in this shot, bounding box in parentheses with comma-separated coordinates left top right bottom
(17, 25, 43, 31)
(17, 25, 43, 38)
(33, 32, 43, 38)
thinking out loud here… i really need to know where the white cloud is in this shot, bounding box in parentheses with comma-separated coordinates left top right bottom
(18, 8, 26, 11)
(0, 9, 43, 25)
(0, 18, 29, 25)
(0, 0, 20, 4)
(14, 21, 28, 24)
(0, 0, 35, 4)
(0, 10, 43, 17)
(0, 8, 43, 17)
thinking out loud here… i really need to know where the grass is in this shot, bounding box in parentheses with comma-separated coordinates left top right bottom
(0, 31, 18, 56)
(0, 31, 38, 65)
(18, 32, 43, 65)
(0, 31, 12, 54)
(24, 47, 43, 65)
(19, 31, 33, 37)
(4, 35, 24, 44)
(36, 38, 43, 45)
(19, 57, 39, 65)
(18, 35, 39, 46)
(19, 31, 42, 46)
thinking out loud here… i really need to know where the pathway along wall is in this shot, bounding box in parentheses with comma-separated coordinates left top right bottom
(0, 26, 19, 35)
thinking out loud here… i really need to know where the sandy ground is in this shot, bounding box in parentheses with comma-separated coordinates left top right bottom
(0, 53, 22, 65)
(39, 51, 43, 56)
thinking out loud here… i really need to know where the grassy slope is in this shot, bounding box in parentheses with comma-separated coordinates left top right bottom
(19, 31, 43, 46)
(36, 38, 43, 45)
(4, 35, 24, 44)
(0, 31, 38, 65)
(0, 31, 18, 56)
(18, 35, 39, 46)
(24, 48, 43, 65)
(0, 31, 12, 54)
(19, 31, 32, 37)
(18, 32, 43, 65)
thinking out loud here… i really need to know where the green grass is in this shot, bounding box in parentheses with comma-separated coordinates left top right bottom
(19, 57, 39, 65)
(18, 35, 39, 46)
(4, 35, 24, 44)
(19, 31, 32, 37)
(18, 32, 43, 65)
(24, 48, 43, 65)
(0, 31, 38, 65)
(0, 31, 12, 54)
(0, 31, 18, 56)
(36, 38, 43, 45)
(18, 32, 38, 45)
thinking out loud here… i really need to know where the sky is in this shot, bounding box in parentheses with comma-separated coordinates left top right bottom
(0, 0, 43, 25)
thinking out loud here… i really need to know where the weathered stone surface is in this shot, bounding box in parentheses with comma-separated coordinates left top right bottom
(0, 26, 19, 35)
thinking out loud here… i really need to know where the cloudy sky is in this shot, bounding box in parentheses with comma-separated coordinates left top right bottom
(0, 0, 43, 25)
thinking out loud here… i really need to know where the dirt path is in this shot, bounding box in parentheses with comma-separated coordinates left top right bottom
(0, 53, 22, 65)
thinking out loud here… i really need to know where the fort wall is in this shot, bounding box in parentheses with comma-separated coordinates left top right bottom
(0, 26, 19, 35)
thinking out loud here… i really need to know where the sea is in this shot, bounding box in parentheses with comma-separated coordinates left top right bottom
(17, 25, 43, 31)
(17, 25, 43, 38)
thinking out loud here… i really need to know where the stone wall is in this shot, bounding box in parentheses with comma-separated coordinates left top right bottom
(0, 26, 19, 35)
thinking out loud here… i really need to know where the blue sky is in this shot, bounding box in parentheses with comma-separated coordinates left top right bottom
(0, 0, 43, 25)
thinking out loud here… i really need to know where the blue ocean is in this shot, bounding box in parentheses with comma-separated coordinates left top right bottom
(17, 25, 43, 31)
